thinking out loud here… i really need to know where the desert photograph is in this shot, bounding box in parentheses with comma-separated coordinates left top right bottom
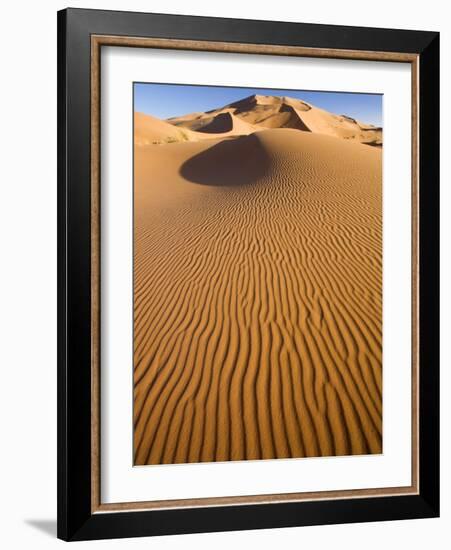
(133, 84, 383, 466)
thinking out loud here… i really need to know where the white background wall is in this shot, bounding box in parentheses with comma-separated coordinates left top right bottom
(0, 0, 448, 547)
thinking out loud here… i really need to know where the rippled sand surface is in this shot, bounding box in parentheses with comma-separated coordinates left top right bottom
(133, 125, 382, 465)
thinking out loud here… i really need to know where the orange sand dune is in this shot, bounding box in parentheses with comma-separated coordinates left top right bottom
(135, 111, 258, 146)
(190, 111, 259, 135)
(134, 112, 191, 145)
(167, 94, 382, 146)
(133, 128, 382, 465)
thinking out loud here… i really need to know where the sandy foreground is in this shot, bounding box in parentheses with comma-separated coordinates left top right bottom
(133, 96, 382, 465)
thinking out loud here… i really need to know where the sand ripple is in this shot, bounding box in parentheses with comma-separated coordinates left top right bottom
(133, 129, 382, 465)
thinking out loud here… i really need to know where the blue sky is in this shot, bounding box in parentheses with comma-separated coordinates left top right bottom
(134, 83, 383, 127)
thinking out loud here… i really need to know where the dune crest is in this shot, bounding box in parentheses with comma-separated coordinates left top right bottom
(161, 93, 382, 146)
(191, 111, 259, 135)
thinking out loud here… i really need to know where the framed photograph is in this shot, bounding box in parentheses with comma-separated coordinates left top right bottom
(57, 8, 439, 541)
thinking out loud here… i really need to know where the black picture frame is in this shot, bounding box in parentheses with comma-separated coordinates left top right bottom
(57, 7, 439, 541)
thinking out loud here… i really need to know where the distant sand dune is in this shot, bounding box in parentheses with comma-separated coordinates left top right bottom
(194, 111, 258, 135)
(134, 112, 189, 146)
(133, 128, 382, 465)
(135, 110, 259, 146)
(166, 94, 383, 146)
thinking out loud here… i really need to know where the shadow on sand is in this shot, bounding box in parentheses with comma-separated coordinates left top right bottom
(180, 134, 271, 187)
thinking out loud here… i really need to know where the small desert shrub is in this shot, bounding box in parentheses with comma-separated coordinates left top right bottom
(179, 130, 189, 142)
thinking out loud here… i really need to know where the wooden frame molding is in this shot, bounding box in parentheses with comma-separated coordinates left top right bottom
(90, 34, 420, 515)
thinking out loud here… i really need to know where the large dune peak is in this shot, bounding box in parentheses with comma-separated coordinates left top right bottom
(135, 93, 383, 147)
